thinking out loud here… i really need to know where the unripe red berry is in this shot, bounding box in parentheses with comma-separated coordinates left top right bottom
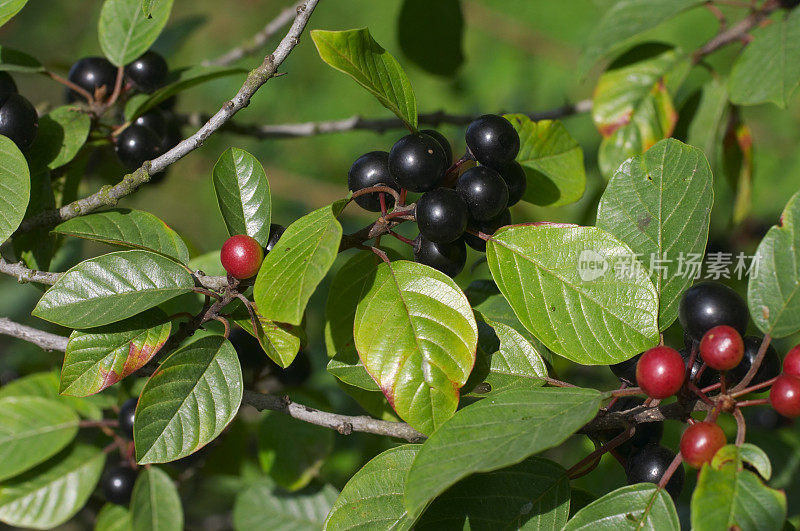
(784, 345, 800, 379)
(220, 235, 264, 279)
(769, 374, 800, 418)
(636, 346, 685, 399)
(699, 325, 744, 371)
(680, 421, 726, 468)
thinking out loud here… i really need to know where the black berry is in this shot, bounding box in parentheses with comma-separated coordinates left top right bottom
(416, 188, 468, 244)
(388, 132, 447, 192)
(413, 234, 466, 278)
(456, 166, 509, 221)
(348, 151, 399, 212)
(115, 124, 162, 170)
(67, 57, 117, 101)
(626, 444, 684, 501)
(125, 51, 168, 93)
(421, 128, 452, 167)
(609, 353, 642, 386)
(463, 208, 511, 252)
(497, 161, 527, 206)
(0, 72, 17, 95)
(133, 109, 167, 138)
(118, 398, 137, 439)
(465, 114, 520, 168)
(266, 223, 286, 253)
(686, 350, 722, 389)
(728, 335, 781, 387)
(101, 465, 138, 505)
(0, 94, 38, 150)
(679, 281, 749, 341)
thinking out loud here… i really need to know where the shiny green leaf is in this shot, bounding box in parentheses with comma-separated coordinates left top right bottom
(0, 0, 29, 28)
(213, 148, 271, 246)
(233, 479, 338, 531)
(0, 46, 43, 72)
(563, 484, 678, 531)
(26, 106, 91, 170)
(99, 0, 174, 66)
(95, 504, 133, 531)
(0, 135, 30, 244)
(130, 466, 184, 531)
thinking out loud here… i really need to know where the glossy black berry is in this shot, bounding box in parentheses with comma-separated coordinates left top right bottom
(388, 132, 447, 192)
(0, 72, 17, 95)
(465, 114, 520, 168)
(728, 335, 781, 387)
(626, 444, 684, 501)
(133, 109, 167, 137)
(679, 281, 749, 341)
(416, 188, 468, 244)
(609, 353, 642, 386)
(348, 151, 399, 212)
(115, 124, 162, 170)
(413, 235, 466, 278)
(266, 224, 286, 253)
(67, 57, 117, 101)
(497, 161, 527, 206)
(0, 94, 38, 150)
(102, 465, 138, 505)
(463, 208, 511, 252)
(125, 51, 168, 93)
(118, 398, 137, 439)
(421, 128, 452, 167)
(456, 166, 509, 221)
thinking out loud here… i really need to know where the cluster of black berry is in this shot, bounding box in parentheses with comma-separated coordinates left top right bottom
(347, 114, 526, 277)
(66, 51, 181, 179)
(0, 71, 39, 151)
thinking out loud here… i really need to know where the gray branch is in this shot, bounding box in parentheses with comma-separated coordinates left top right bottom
(177, 100, 593, 140)
(0, 258, 61, 285)
(14, 0, 321, 237)
(0, 318, 68, 351)
(203, 0, 307, 67)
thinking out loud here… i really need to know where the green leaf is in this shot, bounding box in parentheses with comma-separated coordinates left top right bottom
(327, 349, 380, 391)
(258, 398, 334, 491)
(141, 0, 156, 17)
(691, 444, 786, 531)
(235, 312, 304, 369)
(398, 0, 463, 77)
(233, 479, 338, 531)
(748, 189, 800, 337)
(0, 396, 79, 481)
(0, 371, 111, 420)
(0, 0, 28, 28)
(213, 148, 271, 246)
(596, 138, 713, 330)
(729, 8, 800, 108)
(26, 106, 91, 170)
(0, 135, 30, 244)
(486, 223, 660, 364)
(124, 65, 247, 120)
(563, 484, 679, 530)
(311, 28, 417, 130)
(580, 0, 704, 71)
(467, 280, 544, 351)
(61, 311, 172, 397)
(593, 44, 684, 177)
(254, 201, 345, 326)
(98, 0, 174, 66)
(0, 444, 105, 529)
(0, 46, 43, 72)
(95, 504, 133, 531)
(354, 260, 478, 434)
(404, 387, 601, 519)
(134, 335, 243, 464)
(33, 250, 194, 329)
(130, 466, 184, 531)
(714, 443, 772, 481)
(465, 316, 548, 395)
(505, 116, 586, 207)
(417, 457, 570, 529)
(53, 208, 190, 263)
(685, 78, 729, 162)
(324, 445, 419, 531)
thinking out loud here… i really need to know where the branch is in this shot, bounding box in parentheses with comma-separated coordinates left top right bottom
(0, 258, 60, 285)
(693, 0, 779, 62)
(175, 100, 593, 140)
(203, 0, 306, 67)
(14, 0, 322, 237)
(0, 318, 68, 351)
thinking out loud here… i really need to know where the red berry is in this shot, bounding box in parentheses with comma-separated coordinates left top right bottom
(636, 346, 686, 399)
(699, 325, 744, 371)
(769, 375, 800, 418)
(784, 345, 800, 379)
(680, 421, 726, 468)
(220, 235, 264, 279)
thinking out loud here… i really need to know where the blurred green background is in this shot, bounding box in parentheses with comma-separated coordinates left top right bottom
(1, 0, 799, 527)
